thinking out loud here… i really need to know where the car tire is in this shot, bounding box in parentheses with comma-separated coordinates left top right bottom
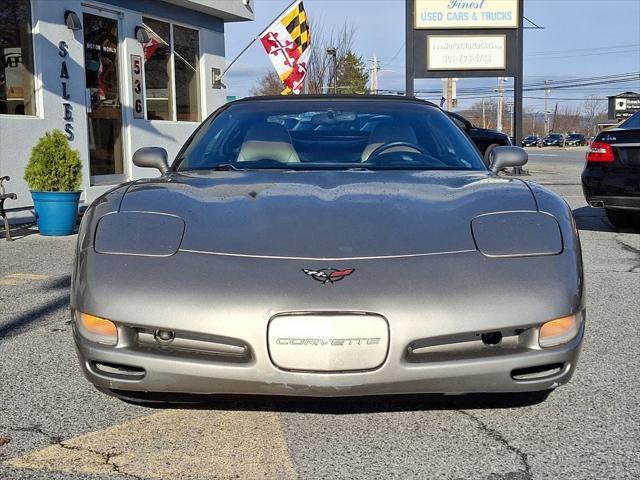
(483, 144, 500, 167)
(605, 209, 640, 229)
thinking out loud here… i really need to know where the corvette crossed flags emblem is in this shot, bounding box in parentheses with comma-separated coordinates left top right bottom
(302, 269, 355, 285)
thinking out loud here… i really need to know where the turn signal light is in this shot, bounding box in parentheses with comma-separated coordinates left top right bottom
(539, 314, 581, 348)
(586, 142, 614, 163)
(77, 312, 118, 345)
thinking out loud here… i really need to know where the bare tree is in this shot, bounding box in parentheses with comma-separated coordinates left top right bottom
(306, 21, 355, 94)
(250, 70, 285, 96)
(463, 98, 498, 129)
(553, 104, 582, 133)
(582, 95, 607, 136)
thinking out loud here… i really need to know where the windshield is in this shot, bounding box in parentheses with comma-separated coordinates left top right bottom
(621, 111, 640, 129)
(525, 136, 537, 140)
(567, 134, 582, 139)
(548, 134, 563, 139)
(175, 99, 486, 171)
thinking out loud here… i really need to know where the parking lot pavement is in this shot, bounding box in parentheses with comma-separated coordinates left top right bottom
(1, 150, 638, 479)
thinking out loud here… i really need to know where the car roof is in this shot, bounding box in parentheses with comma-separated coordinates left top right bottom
(229, 94, 439, 109)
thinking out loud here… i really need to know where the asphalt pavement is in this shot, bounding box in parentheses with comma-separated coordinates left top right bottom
(1, 146, 639, 480)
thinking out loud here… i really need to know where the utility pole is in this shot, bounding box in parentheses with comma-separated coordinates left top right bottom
(369, 56, 379, 95)
(446, 78, 453, 111)
(551, 103, 559, 132)
(482, 98, 486, 128)
(532, 113, 536, 135)
(544, 80, 551, 135)
(496, 77, 506, 133)
(506, 102, 514, 137)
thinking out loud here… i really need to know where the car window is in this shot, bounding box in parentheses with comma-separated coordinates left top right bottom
(449, 114, 468, 131)
(621, 111, 640, 129)
(175, 100, 486, 172)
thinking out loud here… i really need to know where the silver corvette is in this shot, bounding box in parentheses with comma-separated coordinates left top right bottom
(72, 96, 584, 402)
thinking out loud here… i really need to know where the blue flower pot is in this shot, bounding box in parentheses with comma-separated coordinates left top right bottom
(31, 191, 82, 236)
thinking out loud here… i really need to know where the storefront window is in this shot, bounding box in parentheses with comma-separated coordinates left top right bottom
(0, 0, 36, 116)
(174, 25, 200, 122)
(142, 18, 200, 122)
(142, 18, 172, 121)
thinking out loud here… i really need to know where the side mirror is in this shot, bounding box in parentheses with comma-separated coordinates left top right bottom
(133, 147, 169, 174)
(489, 146, 528, 173)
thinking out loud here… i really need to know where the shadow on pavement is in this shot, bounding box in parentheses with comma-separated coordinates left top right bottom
(0, 275, 71, 340)
(0, 222, 40, 241)
(106, 389, 552, 412)
(573, 206, 639, 234)
(573, 206, 613, 233)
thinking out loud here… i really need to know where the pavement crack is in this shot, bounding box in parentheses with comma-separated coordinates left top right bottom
(458, 411, 532, 480)
(1, 425, 63, 444)
(614, 234, 640, 273)
(55, 442, 143, 480)
(0, 425, 142, 479)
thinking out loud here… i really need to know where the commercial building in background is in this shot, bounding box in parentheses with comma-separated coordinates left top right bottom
(0, 0, 253, 211)
(608, 91, 640, 122)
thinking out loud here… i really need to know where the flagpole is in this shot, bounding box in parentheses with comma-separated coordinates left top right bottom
(220, 0, 300, 79)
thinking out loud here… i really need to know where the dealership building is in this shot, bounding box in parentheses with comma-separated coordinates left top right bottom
(0, 0, 253, 211)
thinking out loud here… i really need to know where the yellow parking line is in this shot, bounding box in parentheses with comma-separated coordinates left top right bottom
(0, 274, 49, 285)
(6, 274, 49, 280)
(5, 410, 297, 479)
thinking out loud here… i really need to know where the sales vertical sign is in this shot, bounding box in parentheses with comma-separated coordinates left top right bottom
(131, 55, 144, 119)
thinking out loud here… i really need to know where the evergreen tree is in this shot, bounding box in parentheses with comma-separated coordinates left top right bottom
(336, 51, 369, 94)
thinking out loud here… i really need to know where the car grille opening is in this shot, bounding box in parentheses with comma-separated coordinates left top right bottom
(90, 361, 146, 380)
(406, 329, 527, 363)
(511, 363, 565, 381)
(135, 328, 252, 363)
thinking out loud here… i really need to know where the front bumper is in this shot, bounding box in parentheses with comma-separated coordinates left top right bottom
(75, 320, 584, 397)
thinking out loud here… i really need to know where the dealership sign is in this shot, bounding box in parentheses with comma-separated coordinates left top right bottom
(427, 35, 506, 70)
(415, 0, 519, 29)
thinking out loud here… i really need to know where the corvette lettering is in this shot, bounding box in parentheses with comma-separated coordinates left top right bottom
(302, 268, 355, 284)
(276, 338, 381, 346)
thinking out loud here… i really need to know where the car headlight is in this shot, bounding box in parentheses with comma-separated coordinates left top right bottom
(76, 312, 118, 345)
(94, 212, 185, 256)
(471, 212, 563, 258)
(539, 313, 583, 348)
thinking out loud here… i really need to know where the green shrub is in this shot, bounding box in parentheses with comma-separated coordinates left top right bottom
(24, 130, 82, 192)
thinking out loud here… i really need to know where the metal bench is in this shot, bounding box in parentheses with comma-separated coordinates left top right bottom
(1, 176, 18, 242)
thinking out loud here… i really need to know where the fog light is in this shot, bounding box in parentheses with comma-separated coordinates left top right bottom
(77, 312, 118, 346)
(154, 329, 175, 345)
(539, 314, 581, 348)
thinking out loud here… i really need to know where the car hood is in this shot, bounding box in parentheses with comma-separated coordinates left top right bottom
(119, 170, 537, 259)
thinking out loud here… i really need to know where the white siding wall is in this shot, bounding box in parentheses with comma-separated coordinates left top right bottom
(0, 0, 229, 212)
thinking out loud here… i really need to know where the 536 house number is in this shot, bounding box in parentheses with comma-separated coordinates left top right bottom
(131, 55, 144, 119)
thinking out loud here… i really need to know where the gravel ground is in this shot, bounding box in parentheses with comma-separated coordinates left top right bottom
(1, 148, 638, 479)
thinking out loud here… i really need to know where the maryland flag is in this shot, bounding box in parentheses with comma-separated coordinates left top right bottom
(259, 1, 311, 95)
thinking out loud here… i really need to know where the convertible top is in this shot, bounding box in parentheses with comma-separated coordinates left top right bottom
(227, 94, 440, 109)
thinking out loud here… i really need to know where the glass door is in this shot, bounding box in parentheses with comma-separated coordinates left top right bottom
(83, 12, 125, 185)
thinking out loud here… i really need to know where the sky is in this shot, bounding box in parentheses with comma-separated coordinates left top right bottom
(224, 0, 640, 113)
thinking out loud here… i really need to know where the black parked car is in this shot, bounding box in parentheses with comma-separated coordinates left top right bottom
(565, 134, 587, 146)
(541, 134, 565, 147)
(446, 112, 511, 164)
(582, 112, 640, 228)
(522, 135, 540, 147)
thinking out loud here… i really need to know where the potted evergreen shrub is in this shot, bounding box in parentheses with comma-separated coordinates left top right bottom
(24, 130, 83, 236)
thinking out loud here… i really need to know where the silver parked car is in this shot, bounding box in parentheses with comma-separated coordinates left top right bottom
(72, 96, 584, 403)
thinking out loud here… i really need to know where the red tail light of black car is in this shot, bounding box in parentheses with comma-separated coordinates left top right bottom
(586, 142, 615, 164)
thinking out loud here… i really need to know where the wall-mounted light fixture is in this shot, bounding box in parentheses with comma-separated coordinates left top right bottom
(135, 26, 151, 44)
(65, 11, 82, 30)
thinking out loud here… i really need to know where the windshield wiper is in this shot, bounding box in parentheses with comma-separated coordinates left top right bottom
(214, 164, 241, 171)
